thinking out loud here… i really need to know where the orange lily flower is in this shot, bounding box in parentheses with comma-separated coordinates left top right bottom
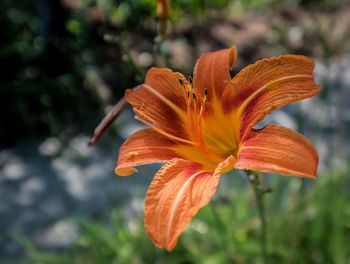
(115, 47, 319, 251)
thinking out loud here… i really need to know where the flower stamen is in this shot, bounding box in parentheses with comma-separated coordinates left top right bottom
(143, 84, 186, 118)
(134, 115, 196, 145)
(188, 76, 193, 87)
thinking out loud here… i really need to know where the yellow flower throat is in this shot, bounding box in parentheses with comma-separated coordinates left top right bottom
(135, 77, 239, 171)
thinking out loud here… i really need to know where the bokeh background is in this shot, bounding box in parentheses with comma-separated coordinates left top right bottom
(1, 0, 350, 263)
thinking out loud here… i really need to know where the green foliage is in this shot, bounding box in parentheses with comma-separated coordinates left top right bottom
(0, 0, 103, 144)
(0, 0, 233, 144)
(233, 0, 349, 9)
(20, 169, 350, 263)
(2, 0, 348, 144)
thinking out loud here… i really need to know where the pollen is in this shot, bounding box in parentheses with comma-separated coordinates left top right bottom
(127, 151, 138, 159)
(188, 76, 193, 86)
(178, 78, 184, 87)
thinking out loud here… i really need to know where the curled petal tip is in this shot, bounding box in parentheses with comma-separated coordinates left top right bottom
(193, 47, 238, 99)
(116, 129, 180, 177)
(114, 166, 138, 176)
(229, 46, 238, 69)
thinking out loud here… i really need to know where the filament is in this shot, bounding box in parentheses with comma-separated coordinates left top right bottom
(134, 115, 196, 145)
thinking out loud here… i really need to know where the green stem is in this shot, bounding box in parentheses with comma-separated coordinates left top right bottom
(247, 171, 270, 264)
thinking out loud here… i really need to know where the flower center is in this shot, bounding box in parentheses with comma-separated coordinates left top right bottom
(177, 77, 239, 170)
(135, 77, 239, 171)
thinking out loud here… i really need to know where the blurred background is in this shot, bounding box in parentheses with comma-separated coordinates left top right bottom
(1, 0, 350, 263)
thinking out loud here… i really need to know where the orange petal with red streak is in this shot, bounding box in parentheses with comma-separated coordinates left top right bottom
(125, 67, 188, 140)
(193, 46, 237, 100)
(144, 156, 235, 251)
(115, 129, 180, 176)
(235, 125, 318, 178)
(222, 55, 320, 140)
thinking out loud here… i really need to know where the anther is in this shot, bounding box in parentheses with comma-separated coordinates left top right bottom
(192, 93, 197, 100)
(188, 76, 193, 86)
(204, 88, 208, 96)
(187, 91, 190, 98)
(179, 78, 184, 87)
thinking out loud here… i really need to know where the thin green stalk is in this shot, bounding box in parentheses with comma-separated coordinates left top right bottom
(246, 171, 270, 264)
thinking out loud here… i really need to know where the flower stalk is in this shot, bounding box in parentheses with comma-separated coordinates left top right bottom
(247, 171, 271, 264)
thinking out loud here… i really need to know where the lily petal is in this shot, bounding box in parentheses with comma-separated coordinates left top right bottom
(115, 129, 180, 176)
(222, 55, 320, 140)
(144, 156, 235, 251)
(235, 125, 318, 178)
(126, 68, 189, 140)
(193, 46, 237, 100)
